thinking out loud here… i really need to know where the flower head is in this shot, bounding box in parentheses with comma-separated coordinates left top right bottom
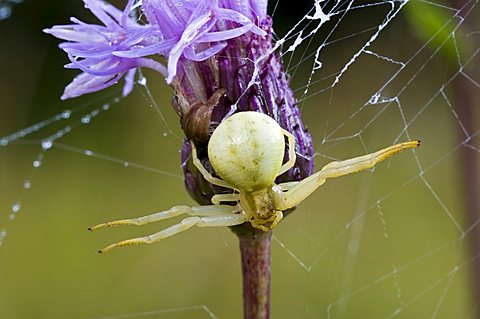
(47, 0, 315, 205)
(44, 0, 168, 99)
(45, 0, 268, 99)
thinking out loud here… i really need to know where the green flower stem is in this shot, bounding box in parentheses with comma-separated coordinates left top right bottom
(234, 226, 272, 319)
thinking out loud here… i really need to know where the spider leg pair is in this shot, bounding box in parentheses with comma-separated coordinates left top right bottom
(90, 204, 246, 253)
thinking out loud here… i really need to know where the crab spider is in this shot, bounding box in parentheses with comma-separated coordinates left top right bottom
(90, 112, 420, 253)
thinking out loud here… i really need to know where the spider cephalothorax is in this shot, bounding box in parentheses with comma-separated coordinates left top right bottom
(90, 112, 419, 253)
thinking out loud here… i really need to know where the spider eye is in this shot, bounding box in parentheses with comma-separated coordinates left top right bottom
(208, 112, 285, 192)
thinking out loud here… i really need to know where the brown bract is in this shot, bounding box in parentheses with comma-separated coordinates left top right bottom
(179, 89, 227, 143)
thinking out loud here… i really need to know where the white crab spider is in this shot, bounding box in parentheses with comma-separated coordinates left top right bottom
(90, 112, 419, 253)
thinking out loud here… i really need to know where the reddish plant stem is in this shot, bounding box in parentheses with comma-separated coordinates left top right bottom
(237, 228, 272, 319)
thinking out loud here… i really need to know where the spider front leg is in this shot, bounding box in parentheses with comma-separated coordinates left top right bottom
(89, 205, 237, 230)
(211, 193, 240, 205)
(277, 129, 297, 176)
(277, 141, 420, 210)
(277, 182, 298, 191)
(92, 205, 246, 253)
(270, 211, 284, 229)
(249, 211, 284, 232)
(99, 213, 248, 253)
(190, 141, 236, 190)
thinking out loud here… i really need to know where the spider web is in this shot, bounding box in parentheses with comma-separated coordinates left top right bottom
(1, 0, 479, 318)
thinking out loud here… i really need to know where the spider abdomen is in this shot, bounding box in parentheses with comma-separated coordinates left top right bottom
(208, 112, 285, 192)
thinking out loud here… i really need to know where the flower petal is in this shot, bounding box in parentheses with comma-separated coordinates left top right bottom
(61, 72, 124, 100)
(44, 25, 105, 43)
(197, 23, 252, 42)
(249, 0, 268, 20)
(83, 0, 122, 31)
(166, 10, 217, 83)
(183, 42, 227, 61)
(122, 68, 137, 96)
(67, 55, 133, 76)
(217, 8, 266, 36)
(113, 39, 176, 58)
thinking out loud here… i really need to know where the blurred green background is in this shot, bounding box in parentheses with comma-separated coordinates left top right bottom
(0, 0, 479, 318)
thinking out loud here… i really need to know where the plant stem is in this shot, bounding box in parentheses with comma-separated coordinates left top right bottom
(234, 226, 272, 319)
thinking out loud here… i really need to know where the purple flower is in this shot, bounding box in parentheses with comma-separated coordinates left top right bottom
(44, 0, 169, 99)
(45, 0, 267, 99)
(47, 0, 315, 205)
